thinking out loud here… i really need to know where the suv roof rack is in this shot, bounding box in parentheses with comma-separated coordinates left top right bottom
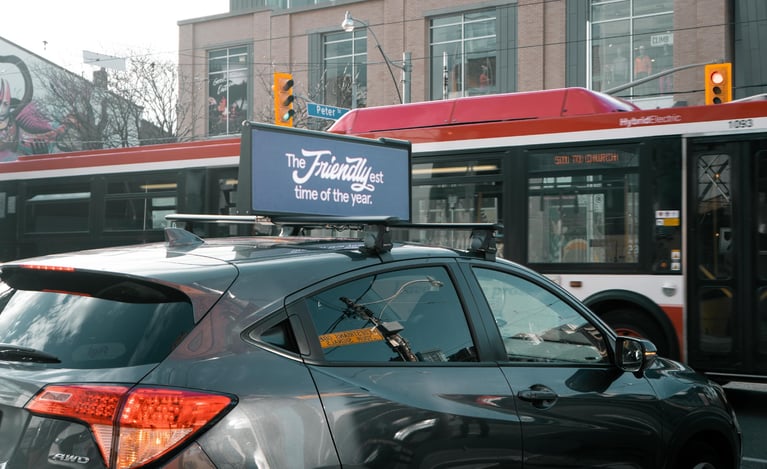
(164, 214, 503, 260)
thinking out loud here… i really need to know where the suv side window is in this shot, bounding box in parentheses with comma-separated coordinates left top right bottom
(305, 266, 477, 363)
(474, 268, 608, 364)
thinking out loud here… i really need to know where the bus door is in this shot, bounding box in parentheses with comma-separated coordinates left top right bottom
(687, 136, 767, 379)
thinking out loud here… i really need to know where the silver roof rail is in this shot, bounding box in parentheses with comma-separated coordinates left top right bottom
(164, 214, 503, 260)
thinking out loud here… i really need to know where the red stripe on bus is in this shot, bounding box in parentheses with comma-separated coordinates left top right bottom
(0, 138, 240, 174)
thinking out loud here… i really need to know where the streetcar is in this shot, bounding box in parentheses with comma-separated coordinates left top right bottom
(0, 137, 241, 261)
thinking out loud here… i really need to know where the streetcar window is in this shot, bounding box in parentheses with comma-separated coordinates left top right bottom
(27, 193, 90, 202)
(104, 176, 178, 231)
(24, 185, 90, 234)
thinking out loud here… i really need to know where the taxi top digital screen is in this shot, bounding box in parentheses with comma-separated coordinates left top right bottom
(239, 122, 411, 221)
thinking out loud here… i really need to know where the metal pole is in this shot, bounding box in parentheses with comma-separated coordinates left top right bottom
(342, 12, 408, 105)
(585, 20, 591, 91)
(402, 51, 411, 104)
(443, 51, 449, 99)
(351, 34, 357, 109)
(604, 61, 716, 95)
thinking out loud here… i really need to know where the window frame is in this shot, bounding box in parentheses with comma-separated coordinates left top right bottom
(207, 45, 250, 137)
(429, 8, 498, 100)
(525, 144, 642, 266)
(284, 260, 495, 365)
(103, 173, 179, 232)
(588, 0, 674, 100)
(321, 29, 368, 109)
(22, 182, 92, 234)
(472, 265, 610, 365)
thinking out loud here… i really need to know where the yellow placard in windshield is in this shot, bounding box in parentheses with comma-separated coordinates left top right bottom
(319, 328, 384, 348)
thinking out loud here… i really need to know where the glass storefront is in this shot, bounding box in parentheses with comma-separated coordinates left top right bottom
(590, 0, 673, 99)
(208, 46, 249, 136)
(429, 10, 497, 100)
(323, 31, 367, 109)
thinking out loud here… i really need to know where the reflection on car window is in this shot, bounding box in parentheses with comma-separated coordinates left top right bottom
(306, 267, 477, 363)
(474, 268, 608, 364)
(0, 288, 194, 369)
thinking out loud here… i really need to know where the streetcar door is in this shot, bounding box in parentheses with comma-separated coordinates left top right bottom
(687, 136, 767, 378)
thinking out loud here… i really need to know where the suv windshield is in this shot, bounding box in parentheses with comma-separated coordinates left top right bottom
(0, 279, 194, 369)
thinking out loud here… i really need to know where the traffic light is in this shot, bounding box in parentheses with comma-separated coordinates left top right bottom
(274, 72, 295, 126)
(704, 63, 732, 105)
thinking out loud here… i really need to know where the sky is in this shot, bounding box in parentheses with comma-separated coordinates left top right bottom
(4, 1, 229, 75)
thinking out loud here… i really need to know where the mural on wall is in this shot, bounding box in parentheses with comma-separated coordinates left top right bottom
(0, 54, 80, 162)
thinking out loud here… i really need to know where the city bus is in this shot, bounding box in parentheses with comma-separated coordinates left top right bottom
(2, 87, 766, 381)
(0, 137, 241, 261)
(328, 87, 767, 382)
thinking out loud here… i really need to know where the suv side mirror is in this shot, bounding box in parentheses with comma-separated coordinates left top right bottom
(615, 336, 657, 375)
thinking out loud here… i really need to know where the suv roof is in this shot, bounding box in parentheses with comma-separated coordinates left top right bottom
(1, 220, 501, 312)
(3, 221, 497, 273)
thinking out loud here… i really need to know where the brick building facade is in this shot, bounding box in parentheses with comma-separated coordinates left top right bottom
(177, 0, 766, 139)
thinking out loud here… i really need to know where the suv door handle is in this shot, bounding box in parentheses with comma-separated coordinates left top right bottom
(517, 385, 558, 408)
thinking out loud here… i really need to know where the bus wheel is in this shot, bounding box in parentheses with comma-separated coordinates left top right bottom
(601, 309, 672, 358)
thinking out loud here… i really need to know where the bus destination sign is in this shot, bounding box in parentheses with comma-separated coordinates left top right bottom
(528, 147, 639, 172)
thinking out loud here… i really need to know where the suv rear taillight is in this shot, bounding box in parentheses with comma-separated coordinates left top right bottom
(26, 384, 234, 468)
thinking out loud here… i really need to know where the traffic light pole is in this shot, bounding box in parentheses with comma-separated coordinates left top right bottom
(273, 72, 295, 126)
(603, 60, 717, 96)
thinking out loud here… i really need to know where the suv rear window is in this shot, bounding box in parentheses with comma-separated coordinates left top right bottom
(0, 273, 194, 369)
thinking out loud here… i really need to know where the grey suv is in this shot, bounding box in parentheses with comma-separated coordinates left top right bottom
(0, 220, 741, 469)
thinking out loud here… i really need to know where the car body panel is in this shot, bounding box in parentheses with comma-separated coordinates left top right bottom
(0, 234, 742, 468)
(309, 364, 523, 468)
(454, 261, 666, 466)
(0, 364, 159, 467)
(144, 344, 340, 468)
(503, 365, 662, 467)
(646, 357, 743, 468)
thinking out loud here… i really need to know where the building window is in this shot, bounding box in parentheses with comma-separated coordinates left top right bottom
(231, 0, 335, 11)
(590, 0, 673, 100)
(430, 10, 497, 100)
(208, 46, 249, 136)
(323, 31, 367, 109)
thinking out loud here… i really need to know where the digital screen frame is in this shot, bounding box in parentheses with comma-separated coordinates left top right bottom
(237, 122, 412, 221)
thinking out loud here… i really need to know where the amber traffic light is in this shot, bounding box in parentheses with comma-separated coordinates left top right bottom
(274, 72, 295, 126)
(704, 63, 732, 105)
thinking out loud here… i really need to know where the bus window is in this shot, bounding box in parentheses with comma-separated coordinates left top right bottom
(757, 151, 767, 356)
(104, 176, 178, 231)
(411, 158, 502, 253)
(24, 184, 90, 233)
(695, 153, 732, 280)
(526, 147, 640, 264)
(694, 151, 734, 354)
(758, 151, 767, 280)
